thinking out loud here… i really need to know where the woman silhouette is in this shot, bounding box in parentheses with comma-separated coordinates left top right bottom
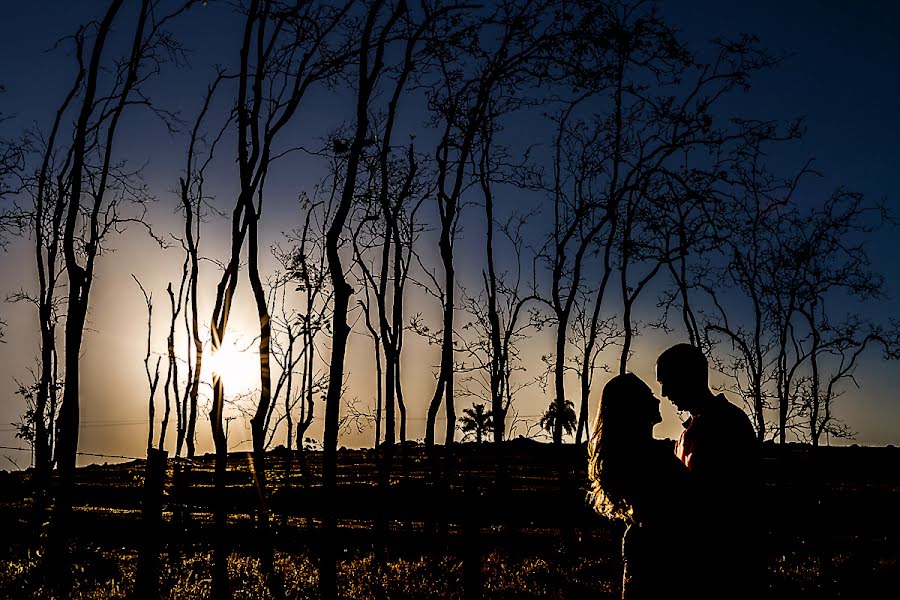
(587, 373, 695, 599)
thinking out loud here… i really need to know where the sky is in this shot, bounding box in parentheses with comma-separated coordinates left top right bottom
(0, 0, 899, 467)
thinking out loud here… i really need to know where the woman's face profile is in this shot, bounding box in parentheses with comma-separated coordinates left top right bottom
(641, 388, 662, 429)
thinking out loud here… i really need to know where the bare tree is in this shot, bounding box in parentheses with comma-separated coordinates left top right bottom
(785, 191, 894, 445)
(132, 276, 162, 451)
(347, 2, 465, 448)
(261, 239, 331, 456)
(700, 127, 807, 439)
(458, 201, 538, 442)
(539, 93, 616, 445)
(9, 78, 79, 483)
(607, 30, 781, 375)
(568, 286, 619, 444)
(538, 3, 689, 442)
(175, 72, 228, 459)
(797, 309, 865, 445)
(352, 140, 429, 447)
(538, 5, 784, 443)
(262, 272, 308, 450)
(132, 275, 169, 599)
(279, 193, 333, 453)
(49, 2, 194, 580)
(3, 38, 95, 488)
(424, 0, 559, 447)
(465, 93, 546, 443)
(58, 0, 180, 482)
(346, 6, 454, 446)
(356, 283, 385, 445)
(698, 149, 896, 445)
(203, 1, 353, 595)
(312, 6, 414, 597)
(320, 0, 409, 483)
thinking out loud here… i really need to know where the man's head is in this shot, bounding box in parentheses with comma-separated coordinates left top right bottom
(656, 343, 709, 414)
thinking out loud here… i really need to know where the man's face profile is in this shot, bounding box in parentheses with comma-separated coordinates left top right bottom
(657, 365, 690, 413)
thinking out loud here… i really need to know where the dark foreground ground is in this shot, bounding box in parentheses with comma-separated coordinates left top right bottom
(1, 440, 898, 598)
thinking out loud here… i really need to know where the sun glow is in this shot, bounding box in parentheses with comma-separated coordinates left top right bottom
(203, 333, 260, 395)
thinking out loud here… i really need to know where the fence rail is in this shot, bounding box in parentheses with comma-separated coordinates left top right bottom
(2, 443, 899, 547)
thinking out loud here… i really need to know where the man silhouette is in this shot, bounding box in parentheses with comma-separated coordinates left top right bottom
(656, 343, 762, 598)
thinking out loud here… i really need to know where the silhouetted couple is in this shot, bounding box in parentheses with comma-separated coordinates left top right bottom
(588, 344, 763, 600)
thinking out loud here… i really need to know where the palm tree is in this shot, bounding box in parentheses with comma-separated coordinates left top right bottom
(540, 399, 577, 441)
(459, 403, 494, 444)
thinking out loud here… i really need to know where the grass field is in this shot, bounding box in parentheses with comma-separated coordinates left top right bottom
(1, 441, 898, 598)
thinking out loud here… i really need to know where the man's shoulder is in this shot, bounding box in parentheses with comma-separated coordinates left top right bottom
(711, 393, 747, 416)
(713, 393, 747, 414)
(710, 394, 756, 437)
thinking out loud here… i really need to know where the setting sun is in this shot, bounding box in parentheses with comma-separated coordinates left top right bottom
(203, 333, 260, 396)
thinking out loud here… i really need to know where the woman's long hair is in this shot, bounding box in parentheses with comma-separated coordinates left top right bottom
(587, 373, 656, 522)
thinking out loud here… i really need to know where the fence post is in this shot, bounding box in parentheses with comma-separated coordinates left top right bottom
(462, 481, 482, 599)
(137, 448, 168, 599)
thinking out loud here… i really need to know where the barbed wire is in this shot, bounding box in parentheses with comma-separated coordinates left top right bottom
(0, 412, 547, 435)
(0, 445, 143, 461)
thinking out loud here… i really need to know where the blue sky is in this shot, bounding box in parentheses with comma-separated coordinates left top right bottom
(1, 1, 898, 465)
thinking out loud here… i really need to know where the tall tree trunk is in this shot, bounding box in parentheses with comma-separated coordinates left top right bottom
(248, 205, 276, 583)
(552, 321, 567, 445)
(426, 211, 456, 447)
(52, 2, 129, 584)
(480, 148, 504, 443)
(186, 240, 202, 459)
(440, 218, 457, 445)
(32, 70, 79, 486)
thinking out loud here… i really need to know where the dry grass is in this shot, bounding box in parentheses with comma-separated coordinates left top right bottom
(3, 543, 898, 598)
(0, 545, 622, 599)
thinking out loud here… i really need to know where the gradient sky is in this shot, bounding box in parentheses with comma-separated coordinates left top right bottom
(1, 1, 899, 467)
